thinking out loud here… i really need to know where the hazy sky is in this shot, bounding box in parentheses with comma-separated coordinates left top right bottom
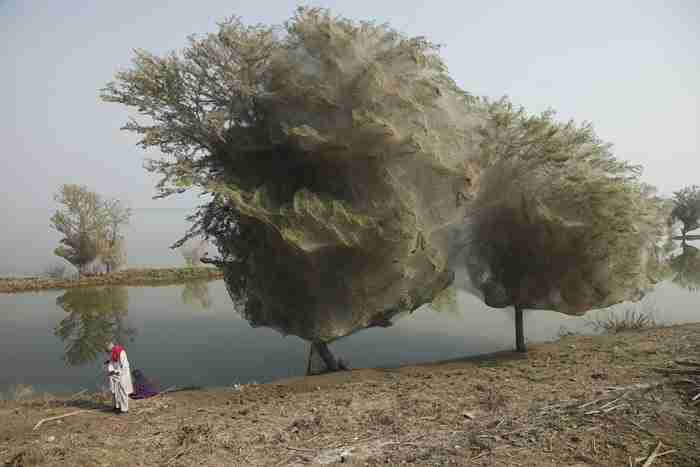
(1, 0, 698, 214)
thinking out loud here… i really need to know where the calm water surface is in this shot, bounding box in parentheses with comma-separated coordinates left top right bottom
(1, 208, 697, 395)
(1, 271, 698, 395)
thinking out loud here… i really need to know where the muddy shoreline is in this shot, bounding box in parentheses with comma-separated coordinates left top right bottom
(2, 323, 699, 466)
(0, 267, 223, 294)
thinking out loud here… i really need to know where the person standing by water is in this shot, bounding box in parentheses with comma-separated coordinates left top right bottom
(105, 342, 133, 414)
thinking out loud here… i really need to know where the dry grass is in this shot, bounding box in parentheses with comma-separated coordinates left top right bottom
(587, 306, 657, 334)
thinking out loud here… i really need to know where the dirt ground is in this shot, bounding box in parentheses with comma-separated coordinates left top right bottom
(2, 324, 700, 466)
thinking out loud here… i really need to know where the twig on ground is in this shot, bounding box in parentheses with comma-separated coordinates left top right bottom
(33, 410, 87, 430)
(599, 393, 628, 410)
(164, 450, 187, 465)
(641, 442, 662, 467)
(605, 382, 664, 392)
(68, 389, 87, 400)
(283, 445, 316, 453)
(673, 360, 700, 367)
(652, 368, 700, 376)
(602, 403, 627, 413)
(578, 398, 605, 409)
(144, 386, 177, 402)
(635, 449, 676, 463)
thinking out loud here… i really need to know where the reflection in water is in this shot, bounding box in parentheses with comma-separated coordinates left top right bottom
(222, 248, 454, 373)
(233, 273, 451, 373)
(669, 244, 700, 292)
(181, 280, 212, 309)
(54, 287, 136, 366)
(240, 301, 408, 374)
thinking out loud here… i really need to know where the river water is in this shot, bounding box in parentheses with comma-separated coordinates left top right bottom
(0, 209, 698, 395)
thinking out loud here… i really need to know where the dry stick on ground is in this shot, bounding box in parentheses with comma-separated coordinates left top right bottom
(142, 386, 177, 402)
(641, 442, 663, 467)
(68, 389, 88, 400)
(634, 449, 677, 464)
(283, 446, 316, 453)
(33, 410, 88, 431)
(652, 368, 700, 375)
(673, 360, 700, 367)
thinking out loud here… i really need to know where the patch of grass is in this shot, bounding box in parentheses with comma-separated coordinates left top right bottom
(586, 306, 657, 334)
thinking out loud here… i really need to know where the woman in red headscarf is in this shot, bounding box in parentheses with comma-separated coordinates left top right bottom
(105, 342, 134, 414)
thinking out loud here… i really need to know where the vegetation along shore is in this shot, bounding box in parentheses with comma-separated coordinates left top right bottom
(0, 267, 223, 294)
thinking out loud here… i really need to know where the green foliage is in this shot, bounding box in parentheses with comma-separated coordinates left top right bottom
(468, 99, 666, 313)
(670, 185, 700, 236)
(101, 198, 132, 272)
(50, 185, 132, 275)
(54, 287, 135, 366)
(101, 7, 666, 333)
(669, 244, 700, 292)
(51, 185, 105, 273)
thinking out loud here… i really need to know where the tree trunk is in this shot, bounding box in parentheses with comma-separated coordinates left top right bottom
(312, 342, 339, 372)
(514, 305, 526, 352)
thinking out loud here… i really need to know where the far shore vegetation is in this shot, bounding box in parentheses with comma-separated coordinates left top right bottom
(0, 267, 223, 294)
(51, 184, 133, 276)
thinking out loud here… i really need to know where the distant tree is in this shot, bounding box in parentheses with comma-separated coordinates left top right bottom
(670, 185, 700, 239)
(50, 185, 132, 275)
(179, 238, 209, 267)
(101, 199, 132, 273)
(50, 185, 106, 276)
(43, 262, 76, 280)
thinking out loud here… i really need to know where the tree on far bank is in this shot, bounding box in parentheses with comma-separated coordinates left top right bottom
(670, 185, 700, 239)
(101, 198, 132, 273)
(51, 185, 105, 275)
(50, 185, 132, 276)
(179, 238, 209, 267)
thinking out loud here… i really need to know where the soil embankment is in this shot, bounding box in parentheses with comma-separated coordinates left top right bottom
(0, 267, 223, 293)
(2, 324, 699, 466)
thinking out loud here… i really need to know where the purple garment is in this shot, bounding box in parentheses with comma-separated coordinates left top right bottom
(129, 369, 159, 400)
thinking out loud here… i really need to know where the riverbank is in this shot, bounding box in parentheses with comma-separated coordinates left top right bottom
(2, 323, 699, 466)
(0, 267, 223, 293)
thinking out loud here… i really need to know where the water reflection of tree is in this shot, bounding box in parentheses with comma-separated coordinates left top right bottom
(669, 244, 700, 292)
(54, 287, 136, 366)
(181, 280, 212, 309)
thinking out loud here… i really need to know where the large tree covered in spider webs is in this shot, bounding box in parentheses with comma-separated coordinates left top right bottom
(102, 8, 666, 355)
